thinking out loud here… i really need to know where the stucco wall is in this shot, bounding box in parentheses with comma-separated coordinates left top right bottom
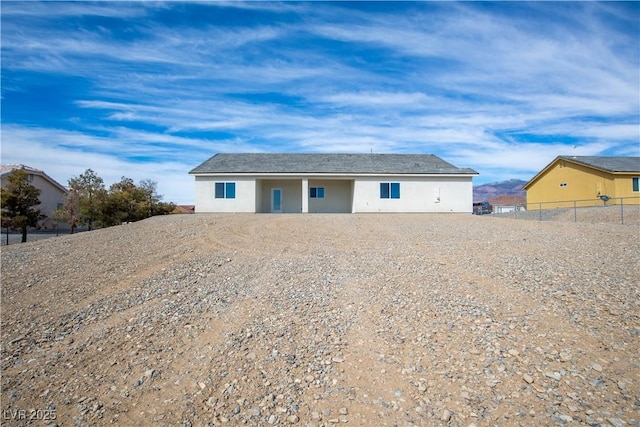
(257, 179, 302, 213)
(33, 175, 66, 227)
(613, 175, 640, 202)
(308, 179, 353, 213)
(526, 161, 618, 209)
(194, 176, 256, 212)
(1, 173, 67, 228)
(352, 177, 473, 213)
(195, 175, 474, 213)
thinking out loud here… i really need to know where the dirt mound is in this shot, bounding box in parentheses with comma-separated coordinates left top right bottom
(2, 214, 638, 426)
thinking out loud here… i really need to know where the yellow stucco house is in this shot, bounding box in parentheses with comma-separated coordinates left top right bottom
(524, 156, 640, 209)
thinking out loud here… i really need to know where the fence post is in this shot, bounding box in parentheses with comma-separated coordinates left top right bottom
(620, 198, 624, 225)
(539, 203, 542, 221)
(574, 200, 577, 222)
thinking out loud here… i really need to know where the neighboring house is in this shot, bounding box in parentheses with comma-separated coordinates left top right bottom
(524, 156, 640, 209)
(189, 153, 478, 213)
(488, 195, 527, 214)
(1, 164, 68, 229)
(173, 205, 195, 214)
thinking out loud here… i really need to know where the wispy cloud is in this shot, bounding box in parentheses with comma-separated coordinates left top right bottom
(1, 1, 638, 203)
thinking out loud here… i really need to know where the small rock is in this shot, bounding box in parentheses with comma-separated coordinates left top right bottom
(523, 374, 534, 384)
(247, 407, 261, 416)
(608, 418, 626, 427)
(339, 407, 348, 415)
(441, 409, 451, 422)
(287, 414, 300, 423)
(592, 363, 603, 372)
(545, 371, 561, 381)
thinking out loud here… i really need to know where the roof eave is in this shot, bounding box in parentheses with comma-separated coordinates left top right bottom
(190, 172, 478, 177)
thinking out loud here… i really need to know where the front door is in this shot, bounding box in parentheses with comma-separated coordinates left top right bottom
(271, 188, 282, 213)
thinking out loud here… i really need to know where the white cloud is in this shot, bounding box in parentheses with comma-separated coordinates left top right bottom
(1, 125, 217, 204)
(1, 1, 637, 199)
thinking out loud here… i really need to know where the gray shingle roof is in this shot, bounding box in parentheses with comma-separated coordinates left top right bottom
(559, 156, 640, 173)
(190, 153, 478, 175)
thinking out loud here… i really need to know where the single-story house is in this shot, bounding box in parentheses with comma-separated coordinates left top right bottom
(488, 195, 527, 214)
(189, 153, 479, 213)
(523, 155, 640, 209)
(1, 164, 68, 229)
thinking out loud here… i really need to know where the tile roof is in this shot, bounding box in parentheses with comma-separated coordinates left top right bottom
(190, 153, 478, 175)
(488, 195, 526, 206)
(0, 164, 44, 175)
(1, 164, 68, 193)
(559, 156, 640, 173)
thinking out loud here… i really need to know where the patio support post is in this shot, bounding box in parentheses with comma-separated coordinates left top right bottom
(302, 178, 309, 213)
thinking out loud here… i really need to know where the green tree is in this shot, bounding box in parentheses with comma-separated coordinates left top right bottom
(102, 177, 148, 225)
(68, 169, 107, 230)
(154, 200, 177, 216)
(0, 169, 45, 242)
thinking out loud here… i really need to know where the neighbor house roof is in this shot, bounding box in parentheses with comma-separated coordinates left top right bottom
(190, 153, 478, 175)
(524, 155, 640, 190)
(0, 164, 68, 193)
(488, 195, 526, 206)
(173, 205, 195, 214)
(557, 156, 640, 173)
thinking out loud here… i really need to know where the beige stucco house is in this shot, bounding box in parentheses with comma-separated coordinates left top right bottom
(189, 153, 478, 214)
(1, 164, 68, 229)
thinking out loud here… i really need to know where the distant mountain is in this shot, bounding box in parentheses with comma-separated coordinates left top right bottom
(473, 179, 526, 202)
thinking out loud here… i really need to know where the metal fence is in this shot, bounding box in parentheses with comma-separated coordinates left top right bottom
(1, 227, 88, 246)
(493, 197, 640, 225)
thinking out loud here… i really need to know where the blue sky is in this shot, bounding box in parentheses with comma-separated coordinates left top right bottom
(2, 1, 638, 204)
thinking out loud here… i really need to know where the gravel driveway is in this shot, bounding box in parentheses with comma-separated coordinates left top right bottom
(1, 214, 638, 426)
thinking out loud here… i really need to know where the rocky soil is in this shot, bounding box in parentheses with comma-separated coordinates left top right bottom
(1, 214, 638, 426)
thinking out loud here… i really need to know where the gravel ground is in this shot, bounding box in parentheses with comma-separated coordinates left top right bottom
(1, 214, 638, 427)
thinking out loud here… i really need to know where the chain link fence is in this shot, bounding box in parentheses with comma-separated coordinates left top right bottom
(493, 197, 640, 225)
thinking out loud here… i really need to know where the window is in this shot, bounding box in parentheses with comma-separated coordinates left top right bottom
(380, 182, 400, 199)
(633, 177, 639, 192)
(215, 182, 236, 199)
(310, 187, 325, 198)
